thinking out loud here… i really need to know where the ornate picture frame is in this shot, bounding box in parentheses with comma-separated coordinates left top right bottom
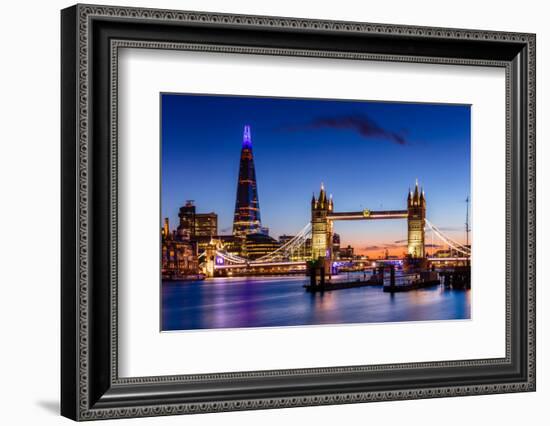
(61, 4, 535, 420)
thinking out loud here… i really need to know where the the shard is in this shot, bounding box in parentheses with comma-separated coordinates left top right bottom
(232, 125, 263, 238)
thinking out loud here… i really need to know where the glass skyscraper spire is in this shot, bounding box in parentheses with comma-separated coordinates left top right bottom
(232, 125, 263, 238)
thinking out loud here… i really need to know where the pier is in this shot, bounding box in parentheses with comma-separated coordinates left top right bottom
(304, 277, 382, 293)
(440, 267, 471, 289)
(304, 265, 444, 294)
(383, 270, 440, 293)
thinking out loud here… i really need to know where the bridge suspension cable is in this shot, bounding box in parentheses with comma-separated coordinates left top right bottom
(255, 223, 312, 262)
(209, 223, 312, 266)
(425, 219, 471, 256)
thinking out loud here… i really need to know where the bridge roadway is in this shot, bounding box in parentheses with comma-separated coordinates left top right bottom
(214, 260, 306, 270)
(213, 257, 469, 270)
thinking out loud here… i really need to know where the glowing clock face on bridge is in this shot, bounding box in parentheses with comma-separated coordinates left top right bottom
(362, 209, 371, 218)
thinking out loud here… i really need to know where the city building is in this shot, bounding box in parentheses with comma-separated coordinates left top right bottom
(176, 200, 218, 252)
(243, 233, 280, 260)
(193, 212, 218, 253)
(161, 239, 199, 278)
(195, 213, 218, 238)
(217, 235, 243, 256)
(278, 234, 294, 245)
(161, 217, 199, 279)
(177, 200, 196, 240)
(339, 245, 354, 260)
(332, 233, 341, 259)
(162, 217, 170, 239)
(232, 125, 264, 238)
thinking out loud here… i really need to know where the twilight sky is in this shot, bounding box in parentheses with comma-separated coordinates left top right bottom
(161, 93, 471, 257)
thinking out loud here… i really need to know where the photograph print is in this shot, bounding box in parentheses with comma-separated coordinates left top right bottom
(160, 94, 472, 332)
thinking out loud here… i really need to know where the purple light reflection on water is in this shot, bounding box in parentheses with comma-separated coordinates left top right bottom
(161, 272, 470, 331)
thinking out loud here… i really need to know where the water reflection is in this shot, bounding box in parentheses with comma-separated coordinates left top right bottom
(162, 273, 470, 331)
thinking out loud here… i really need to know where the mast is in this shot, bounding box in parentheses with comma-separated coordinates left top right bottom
(465, 196, 470, 248)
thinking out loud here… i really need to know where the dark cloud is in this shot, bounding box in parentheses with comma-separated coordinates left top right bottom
(364, 242, 443, 251)
(363, 245, 384, 251)
(363, 243, 406, 251)
(281, 114, 409, 145)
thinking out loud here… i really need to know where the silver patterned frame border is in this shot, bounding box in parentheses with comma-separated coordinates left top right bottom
(110, 40, 512, 383)
(72, 4, 535, 420)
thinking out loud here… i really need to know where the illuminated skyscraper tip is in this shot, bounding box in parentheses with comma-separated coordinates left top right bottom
(321, 182, 324, 191)
(242, 124, 252, 148)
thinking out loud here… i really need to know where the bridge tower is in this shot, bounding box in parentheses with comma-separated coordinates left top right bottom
(203, 241, 217, 278)
(311, 183, 334, 262)
(407, 180, 426, 258)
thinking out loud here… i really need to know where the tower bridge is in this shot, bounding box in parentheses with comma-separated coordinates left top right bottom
(202, 180, 471, 278)
(310, 180, 426, 275)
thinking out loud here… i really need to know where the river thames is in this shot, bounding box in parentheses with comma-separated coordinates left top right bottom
(161, 272, 470, 331)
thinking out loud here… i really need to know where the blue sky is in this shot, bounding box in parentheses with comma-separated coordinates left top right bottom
(161, 93, 471, 256)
